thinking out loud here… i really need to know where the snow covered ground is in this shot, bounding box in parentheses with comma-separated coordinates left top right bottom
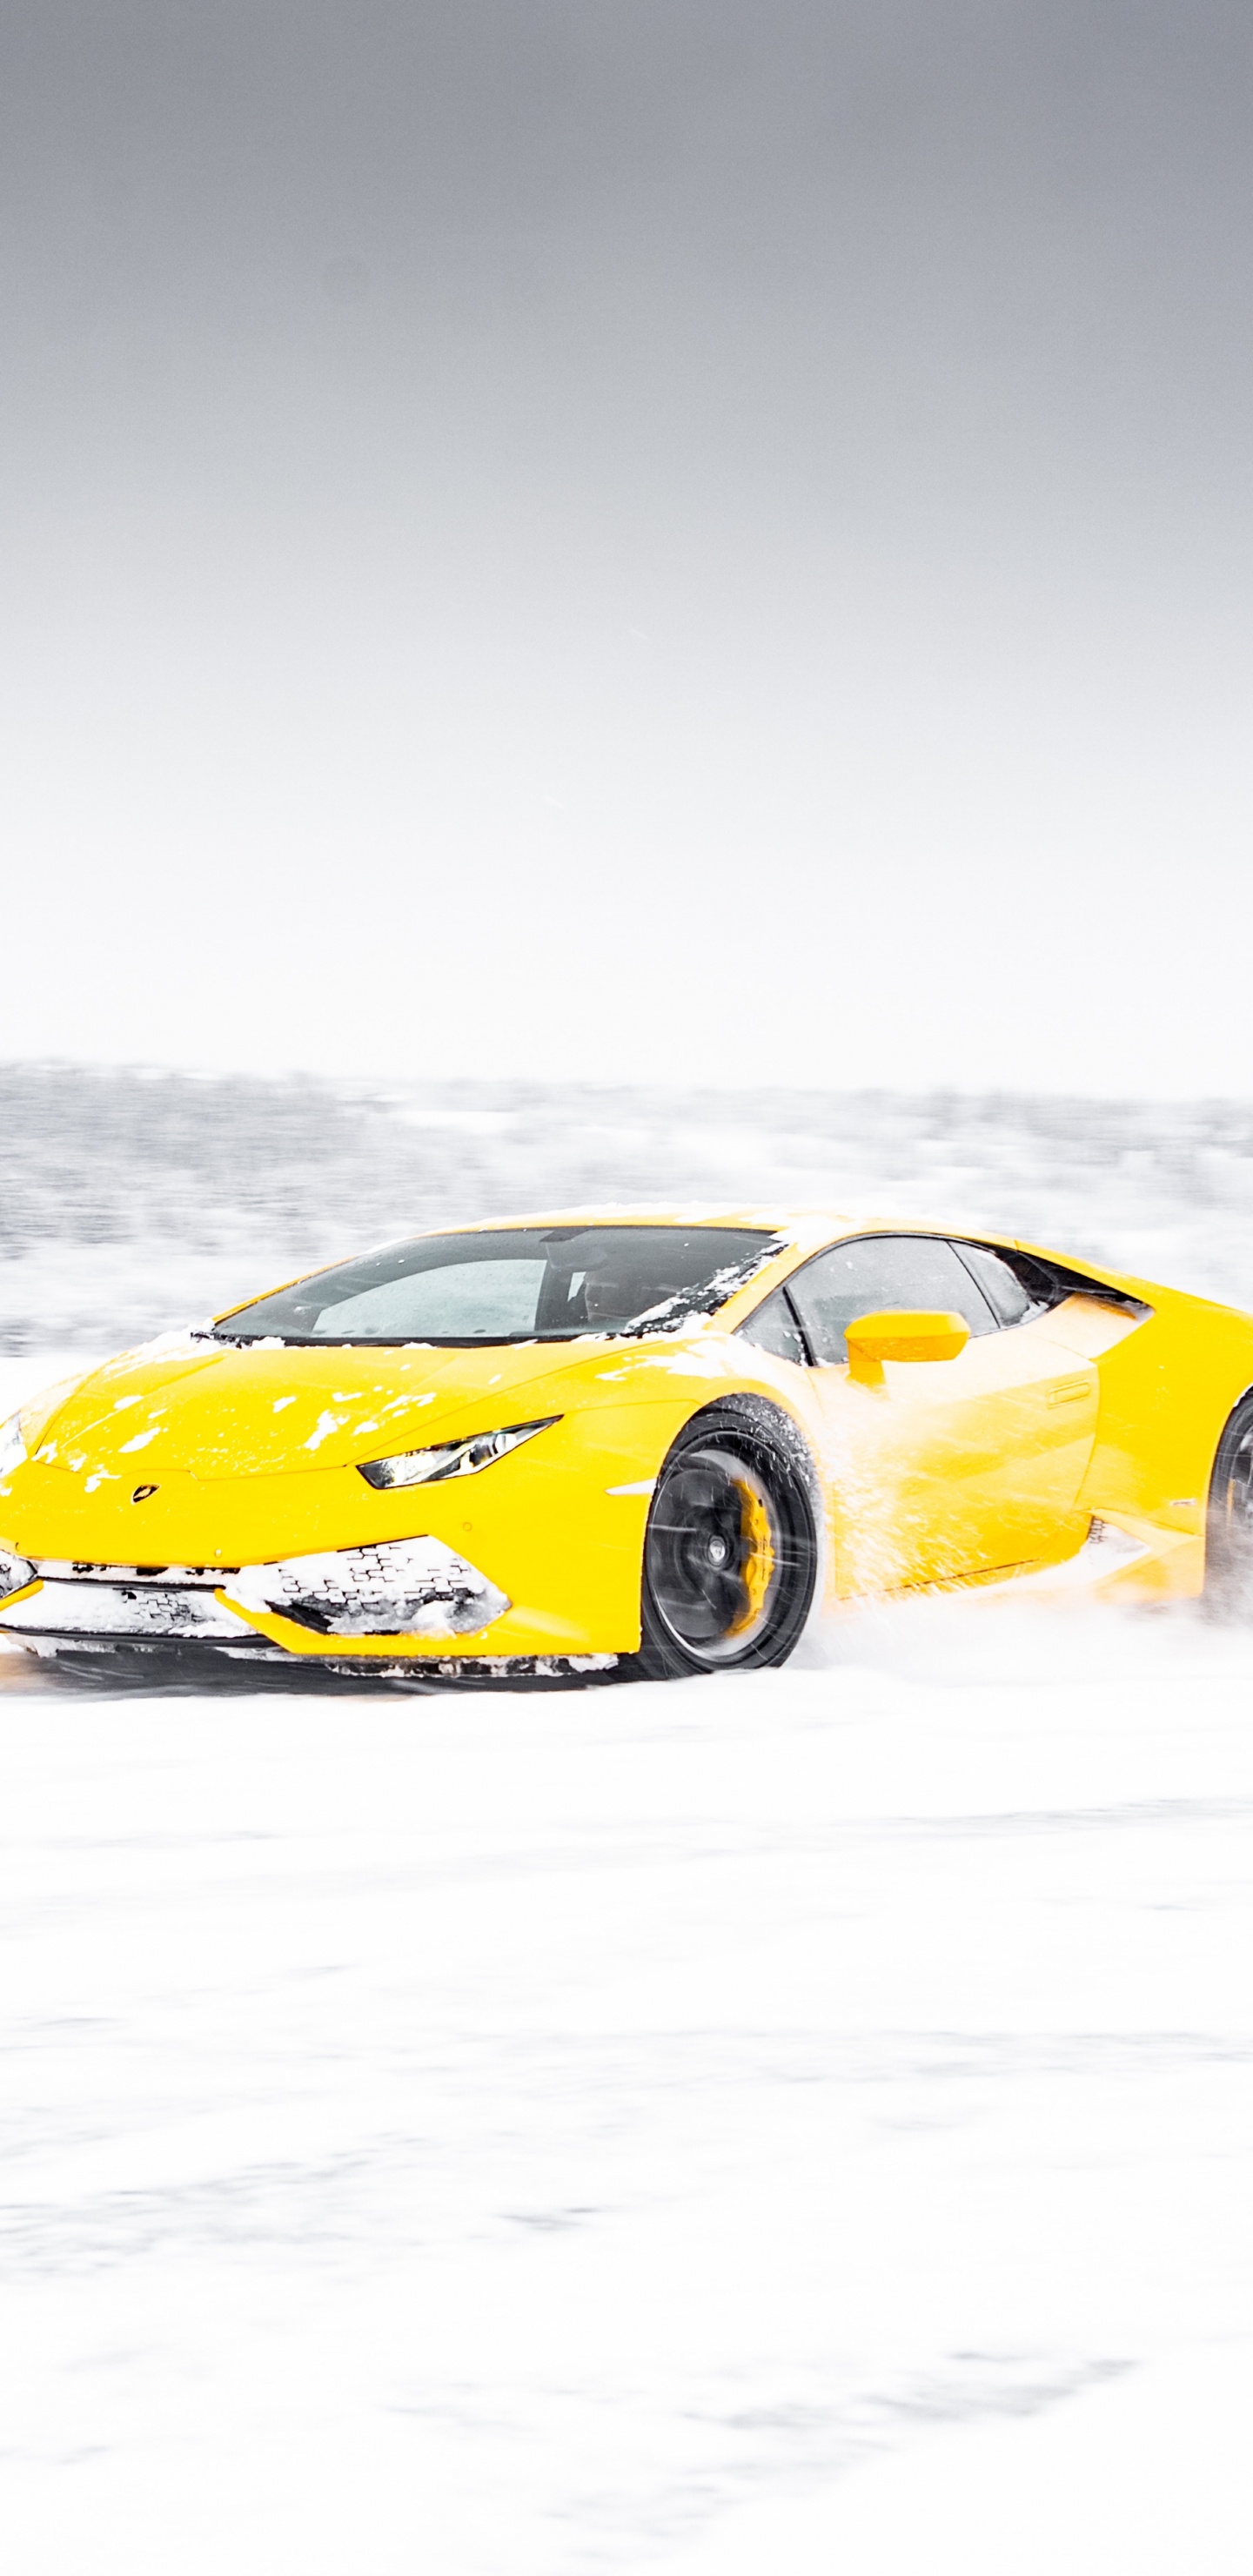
(3, 1580, 1253, 2566)
(4, 1088, 1253, 2568)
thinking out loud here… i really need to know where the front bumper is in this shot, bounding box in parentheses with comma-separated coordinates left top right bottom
(0, 1514, 636, 1679)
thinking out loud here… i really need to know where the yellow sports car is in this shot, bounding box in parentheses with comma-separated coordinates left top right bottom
(2, 1209, 1252, 1683)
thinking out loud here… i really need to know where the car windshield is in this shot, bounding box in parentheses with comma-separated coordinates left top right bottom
(213, 1225, 783, 1345)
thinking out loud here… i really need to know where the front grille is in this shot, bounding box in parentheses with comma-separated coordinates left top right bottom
(0, 1578, 247, 1641)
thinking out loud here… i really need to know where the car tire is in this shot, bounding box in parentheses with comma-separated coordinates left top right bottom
(632, 1401, 820, 1679)
(1205, 1392, 1253, 1615)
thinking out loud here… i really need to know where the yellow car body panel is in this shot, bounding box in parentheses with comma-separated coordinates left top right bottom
(2, 1207, 1252, 1663)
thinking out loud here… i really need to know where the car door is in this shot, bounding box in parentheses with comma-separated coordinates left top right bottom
(781, 1234, 1099, 1592)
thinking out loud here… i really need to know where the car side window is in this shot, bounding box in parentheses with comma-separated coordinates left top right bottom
(736, 1287, 808, 1365)
(951, 1241, 1044, 1328)
(787, 1235, 997, 1365)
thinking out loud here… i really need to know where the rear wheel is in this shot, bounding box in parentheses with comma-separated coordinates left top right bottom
(1206, 1394, 1253, 1614)
(634, 1405, 819, 1678)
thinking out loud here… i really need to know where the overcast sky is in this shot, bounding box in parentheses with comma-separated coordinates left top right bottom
(3, 2, 1251, 1091)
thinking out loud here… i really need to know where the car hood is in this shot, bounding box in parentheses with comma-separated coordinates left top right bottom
(25, 1332, 708, 1482)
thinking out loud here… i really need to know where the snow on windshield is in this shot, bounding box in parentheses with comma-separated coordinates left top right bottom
(212, 1225, 784, 1345)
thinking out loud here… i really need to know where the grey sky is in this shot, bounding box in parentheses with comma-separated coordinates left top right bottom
(3, 3, 1251, 1089)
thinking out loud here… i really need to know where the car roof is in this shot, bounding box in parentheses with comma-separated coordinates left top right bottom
(436, 1204, 962, 1249)
(441, 1204, 844, 1234)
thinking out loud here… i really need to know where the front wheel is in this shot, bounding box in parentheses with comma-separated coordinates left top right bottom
(1206, 1393, 1253, 1615)
(634, 1405, 819, 1678)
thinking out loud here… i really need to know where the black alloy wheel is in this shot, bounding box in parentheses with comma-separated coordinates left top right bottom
(1206, 1393, 1253, 1614)
(634, 1404, 819, 1678)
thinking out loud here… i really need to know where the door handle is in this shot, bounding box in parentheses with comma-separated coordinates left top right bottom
(1047, 1376, 1091, 1406)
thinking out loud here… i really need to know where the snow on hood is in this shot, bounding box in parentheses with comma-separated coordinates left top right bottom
(24, 1332, 697, 1482)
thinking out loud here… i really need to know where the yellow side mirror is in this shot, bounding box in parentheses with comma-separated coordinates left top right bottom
(845, 1309, 970, 1386)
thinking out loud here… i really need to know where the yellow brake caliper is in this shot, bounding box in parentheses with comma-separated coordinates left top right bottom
(727, 1477, 775, 1637)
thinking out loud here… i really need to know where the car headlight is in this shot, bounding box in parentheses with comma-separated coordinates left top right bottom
(358, 1416, 560, 1491)
(0, 1540, 35, 1598)
(0, 1413, 28, 1477)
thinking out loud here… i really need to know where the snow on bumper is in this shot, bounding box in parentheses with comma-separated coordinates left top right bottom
(0, 1536, 510, 1647)
(0, 1574, 247, 1643)
(224, 1539, 509, 1638)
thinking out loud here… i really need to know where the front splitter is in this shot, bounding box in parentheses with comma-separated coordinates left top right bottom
(3, 1630, 620, 1691)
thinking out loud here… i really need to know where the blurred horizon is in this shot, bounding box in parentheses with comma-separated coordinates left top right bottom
(5, 1059, 1253, 1353)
